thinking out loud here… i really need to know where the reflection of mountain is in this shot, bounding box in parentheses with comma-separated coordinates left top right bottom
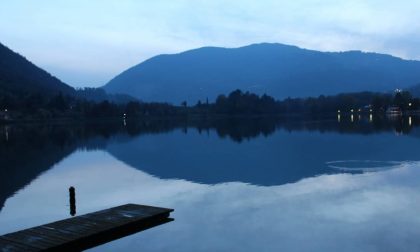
(0, 123, 126, 211)
(1, 116, 420, 211)
(1, 126, 72, 210)
(106, 118, 420, 186)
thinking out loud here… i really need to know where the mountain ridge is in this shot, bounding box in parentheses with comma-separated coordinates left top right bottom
(0, 41, 137, 104)
(0, 42, 75, 96)
(104, 43, 420, 104)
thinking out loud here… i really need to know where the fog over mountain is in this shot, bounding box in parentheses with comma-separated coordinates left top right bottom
(104, 43, 420, 104)
(0, 42, 136, 103)
(0, 42, 75, 96)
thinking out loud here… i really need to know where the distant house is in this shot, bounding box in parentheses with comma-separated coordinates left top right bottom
(386, 106, 402, 115)
(361, 104, 373, 113)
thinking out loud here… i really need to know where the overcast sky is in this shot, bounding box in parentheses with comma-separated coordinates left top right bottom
(1, 0, 420, 88)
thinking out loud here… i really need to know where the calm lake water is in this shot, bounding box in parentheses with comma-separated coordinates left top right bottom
(1, 116, 420, 251)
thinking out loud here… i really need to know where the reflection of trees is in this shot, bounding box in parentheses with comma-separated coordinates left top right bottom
(0, 122, 126, 212)
(279, 115, 420, 136)
(0, 125, 78, 211)
(189, 115, 420, 141)
(211, 118, 277, 143)
(1, 115, 419, 211)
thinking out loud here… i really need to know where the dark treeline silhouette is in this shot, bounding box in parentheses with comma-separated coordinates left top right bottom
(1, 88, 420, 122)
(0, 91, 178, 121)
(75, 87, 137, 104)
(193, 89, 420, 115)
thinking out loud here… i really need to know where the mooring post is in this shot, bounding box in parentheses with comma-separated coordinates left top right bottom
(69, 186, 76, 216)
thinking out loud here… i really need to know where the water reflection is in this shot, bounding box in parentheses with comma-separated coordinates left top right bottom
(326, 160, 403, 172)
(4, 125, 9, 141)
(1, 116, 420, 213)
(1, 152, 420, 251)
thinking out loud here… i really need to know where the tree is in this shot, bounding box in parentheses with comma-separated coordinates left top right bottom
(393, 91, 412, 111)
(48, 93, 67, 111)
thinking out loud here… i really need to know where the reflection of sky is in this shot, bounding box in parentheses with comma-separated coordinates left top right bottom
(1, 151, 420, 251)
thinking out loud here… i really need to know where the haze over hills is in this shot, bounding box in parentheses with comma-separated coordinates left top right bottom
(0, 42, 75, 96)
(3, 40, 420, 106)
(104, 43, 420, 104)
(0, 42, 136, 103)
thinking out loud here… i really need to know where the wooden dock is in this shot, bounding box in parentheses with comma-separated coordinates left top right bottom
(0, 204, 174, 251)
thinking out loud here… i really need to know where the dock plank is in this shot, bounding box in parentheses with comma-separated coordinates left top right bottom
(0, 238, 39, 252)
(0, 204, 173, 252)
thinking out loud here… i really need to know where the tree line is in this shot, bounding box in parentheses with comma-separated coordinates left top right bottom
(193, 89, 419, 115)
(1, 88, 419, 121)
(0, 91, 177, 121)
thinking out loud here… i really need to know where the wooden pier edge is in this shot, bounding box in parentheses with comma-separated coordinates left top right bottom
(0, 204, 174, 252)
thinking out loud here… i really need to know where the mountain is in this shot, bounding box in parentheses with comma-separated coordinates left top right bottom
(75, 87, 138, 104)
(104, 43, 420, 104)
(0, 42, 75, 96)
(0, 42, 138, 104)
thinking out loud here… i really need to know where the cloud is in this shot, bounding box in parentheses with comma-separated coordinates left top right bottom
(1, 0, 420, 87)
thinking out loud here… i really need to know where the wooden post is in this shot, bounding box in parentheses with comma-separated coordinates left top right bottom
(69, 186, 76, 216)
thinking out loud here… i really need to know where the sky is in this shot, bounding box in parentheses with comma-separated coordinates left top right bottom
(1, 0, 420, 88)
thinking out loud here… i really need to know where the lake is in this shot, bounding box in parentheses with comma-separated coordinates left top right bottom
(1, 115, 420, 251)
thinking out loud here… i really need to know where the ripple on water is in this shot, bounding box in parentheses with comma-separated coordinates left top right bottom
(326, 160, 405, 172)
